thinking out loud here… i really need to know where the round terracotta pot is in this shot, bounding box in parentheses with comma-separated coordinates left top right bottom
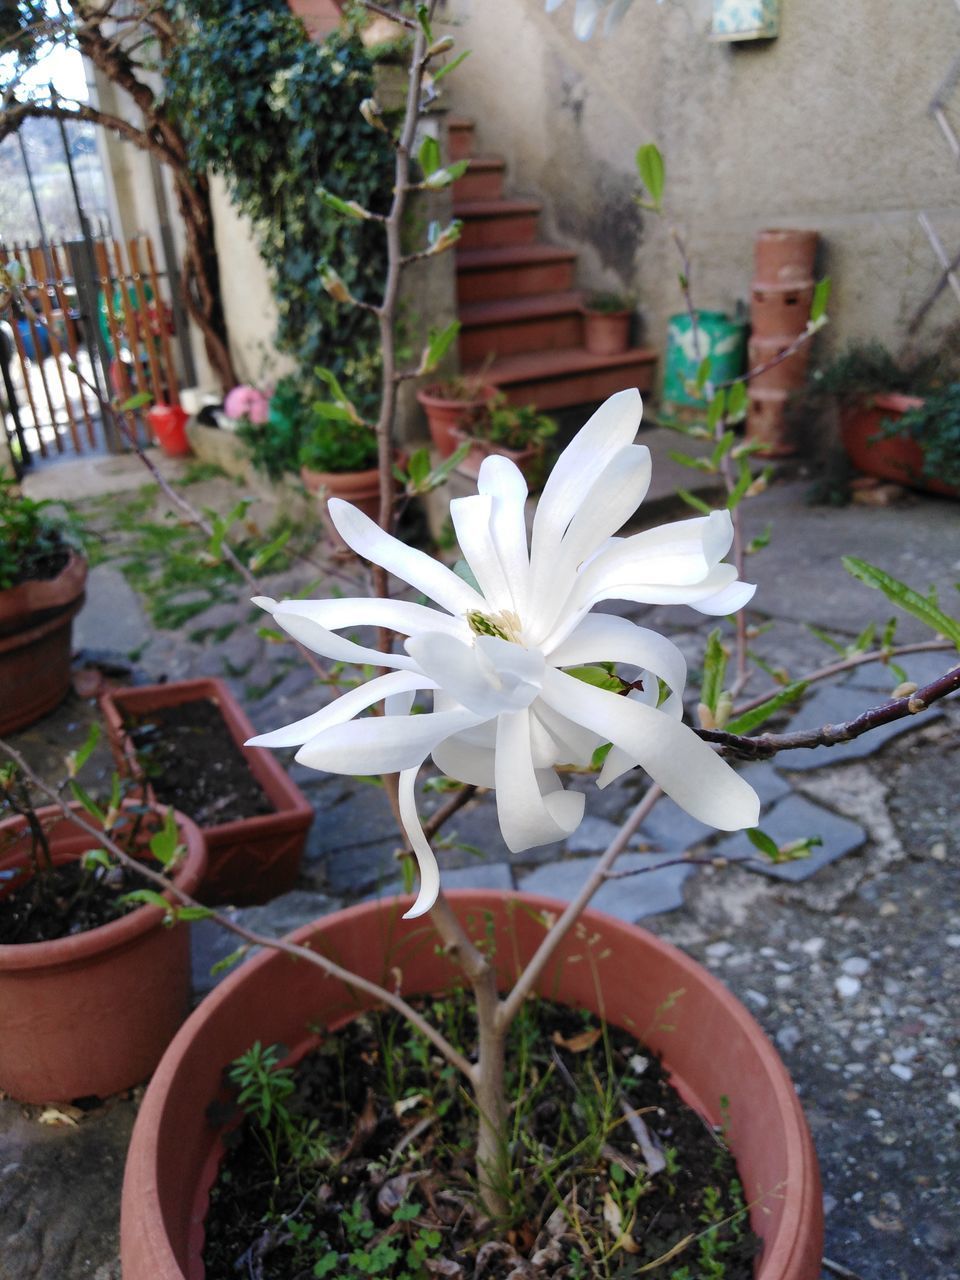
(840, 393, 956, 498)
(0, 551, 87, 735)
(581, 306, 631, 356)
(754, 229, 818, 288)
(451, 427, 544, 487)
(300, 464, 381, 522)
(121, 891, 823, 1280)
(0, 804, 207, 1103)
(416, 383, 497, 458)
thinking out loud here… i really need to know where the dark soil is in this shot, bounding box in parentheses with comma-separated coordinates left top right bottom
(124, 699, 274, 826)
(203, 997, 759, 1280)
(0, 856, 160, 944)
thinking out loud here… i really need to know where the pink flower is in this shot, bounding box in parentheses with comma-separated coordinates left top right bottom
(224, 385, 270, 425)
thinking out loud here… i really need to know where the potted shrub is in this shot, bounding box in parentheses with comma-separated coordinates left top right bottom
(298, 372, 384, 520)
(0, 791, 206, 1104)
(581, 291, 634, 356)
(814, 342, 957, 497)
(100, 677, 314, 907)
(0, 478, 88, 735)
(416, 372, 498, 458)
(121, 891, 824, 1280)
(452, 391, 556, 482)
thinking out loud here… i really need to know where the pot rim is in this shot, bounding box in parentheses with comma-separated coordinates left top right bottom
(416, 382, 498, 409)
(0, 803, 206, 971)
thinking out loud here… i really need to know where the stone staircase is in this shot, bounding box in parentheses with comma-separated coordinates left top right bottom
(449, 118, 657, 410)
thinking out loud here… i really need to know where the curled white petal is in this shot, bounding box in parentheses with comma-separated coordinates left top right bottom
(450, 494, 513, 613)
(399, 767, 440, 919)
(547, 612, 687, 717)
(247, 670, 435, 748)
(494, 709, 585, 851)
(406, 632, 544, 717)
(296, 707, 483, 775)
(271, 609, 416, 670)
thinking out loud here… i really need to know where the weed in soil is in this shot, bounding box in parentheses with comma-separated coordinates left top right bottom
(124, 699, 274, 826)
(203, 994, 759, 1279)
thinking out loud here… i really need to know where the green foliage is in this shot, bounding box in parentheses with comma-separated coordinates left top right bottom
(236, 375, 310, 480)
(468, 393, 557, 451)
(583, 291, 631, 313)
(882, 382, 960, 489)
(635, 142, 665, 210)
(842, 557, 960, 650)
(0, 476, 83, 590)
(811, 340, 944, 406)
(299, 414, 379, 474)
(165, 2, 394, 414)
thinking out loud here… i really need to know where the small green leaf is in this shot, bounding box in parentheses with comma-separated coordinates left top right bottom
(695, 356, 713, 392)
(172, 905, 213, 922)
(565, 664, 625, 693)
(711, 430, 736, 469)
(81, 848, 113, 871)
(810, 277, 831, 325)
(746, 828, 780, 860)
(591, 742, 613, 770)
(635, 143, 665, 209)
(408, 448, 431, 489)
(806, 623, 847, 655)
(249, 528, 292, 575)
(419, 319, 461, 375)
(433, 48, 471, 82)
(416, 4, 433, 42)
(149, 808, 181, 867)
(120, 888, 171, 912)
(746, 523, 772, 555)
(418, 135, 441, 177)
(66, 724, 101, 778)
(706, 389, 727, 432)
(726, 380, 748, 421)
(726, 456, 753, 509)
(700, 628, 728, 715)
(842, 557, 960, 649)
(667, 450, 713, 472)
(725, 681, 807, 735)
(851, 621, 876, 654)
(677, 488, 712, 515)
(68, 781, 105, 824)
(121, 391, 152, 412)
(211, 945, 250, 976)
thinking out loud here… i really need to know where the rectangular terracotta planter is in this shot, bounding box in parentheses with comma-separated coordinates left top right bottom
(101, 678, 313, 907)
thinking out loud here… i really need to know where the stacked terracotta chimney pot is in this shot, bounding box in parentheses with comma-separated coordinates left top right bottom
(746, 229, 818, 456)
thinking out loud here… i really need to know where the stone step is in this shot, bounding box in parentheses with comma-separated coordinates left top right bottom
(453, 155, 506, 201)
(459, 291, 585, 363)
(474, 346, 658, 412)
(456, 243, 579, 303)
(454, 198, 541, 249)
(447, 115, 475, 162)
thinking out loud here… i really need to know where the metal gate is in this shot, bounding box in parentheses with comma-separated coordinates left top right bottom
(1, 229, 182, 471)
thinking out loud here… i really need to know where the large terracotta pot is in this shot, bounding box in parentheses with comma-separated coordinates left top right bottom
(0, 550, 87, 735)
(839, 392, 957, 499)
(100, 678, 314, 906)
(300, 463, 381, 522)
(0, 804, 206, 1103)
(416, 383, 497, 458)
(121, 891, 824, 1280)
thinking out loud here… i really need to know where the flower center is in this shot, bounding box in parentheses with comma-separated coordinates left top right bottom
(466, 609, 524, 645)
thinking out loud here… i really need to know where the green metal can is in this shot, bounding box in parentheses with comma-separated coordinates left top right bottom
(662, 310, 747, 408)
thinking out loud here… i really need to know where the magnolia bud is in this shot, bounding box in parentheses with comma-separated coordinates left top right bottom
(891, 680, 918, 699)
(320, 268, 352, 305)
(359, 98, 388, 133)
(697, 702, 716, 730)
(714, 691, 734, 729)
(426, 35, 455, 57)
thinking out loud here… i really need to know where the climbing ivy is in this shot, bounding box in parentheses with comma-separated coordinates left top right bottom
(164, 0, 395, 428)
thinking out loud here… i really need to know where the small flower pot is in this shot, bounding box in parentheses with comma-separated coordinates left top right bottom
(100, 678, 314, 907)
(416, 383, 498, 458)
(0, 804, 206, 1103)
(0, 550, 88, 735)
(581, 306, 631, 357)
(121, 891, 823, 1280)
(839, 393, 958, 499)
(451, 427, 544, 485)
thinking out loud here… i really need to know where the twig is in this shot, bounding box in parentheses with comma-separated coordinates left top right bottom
(699, 664, 960, 760)
(0, 740, 474, 1082)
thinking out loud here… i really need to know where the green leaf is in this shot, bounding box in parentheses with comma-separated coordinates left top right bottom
(635, 143, 665, 209)
(249, 528, 292, 575)
(81, 847, 113, 871)
(695, 356, 712, 392)
(211, 945, 250, 977)
(416, 4, 433, 42)
(746, 828, 780, 860)
(172, 905, 213, 922)
(746, 523, 772, 555)
(726, 380, 748, 421)
(677, 488, 712, 515)
(711, 430, 736, 469)
(121, 391, 153, 413)
(424, 443, 470, 490)
(565, 664, 625, 693)
(726, 456, 753, 509)
(66, 724, 101, 778)
(120, 888, 171, 912)
(667, 450, 713, 472)
(842, 557, 960, 649)
(851, 621, 876, 654)
(149, 808, 181, 867)
(700, 629, 728, 714)
(418, 134, 441, 177)
(419, 319, 460, 374)
(706, 388, 727, 432)
(408, 448, 431, 489)
(68, 781, 105, 824)
(805, 622, 847, 655)
(316, 188, 370, 220)
(591, 742, 613, 770)
(432, 48, 471, 83)
(725, 681, 807, 735)
(810, 277, 831, 324)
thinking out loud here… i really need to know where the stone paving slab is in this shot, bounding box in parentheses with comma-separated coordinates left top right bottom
(519, 850, 693, 921)
(715, 791, 867, 882)
(772, 684, 942, 771)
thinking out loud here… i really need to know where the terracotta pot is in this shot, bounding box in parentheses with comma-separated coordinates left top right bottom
(121, 891, 824, 1280)
(754, 229, 818, 288)
(745, 337, 811, 458)
(451, 427, 544, 485)
(0, 551, 87, 735)
(581, 306, 631, 356)
(840, 393, 957, 499)
(416, 383, 497, 458)
(300, 463, 381, 522)
(100, 678, 314, 906)
(0, 804, 206, 1103)
(750, 283, 815, 339)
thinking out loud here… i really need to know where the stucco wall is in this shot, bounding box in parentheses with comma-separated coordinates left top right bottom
(442, 0, 960, 364)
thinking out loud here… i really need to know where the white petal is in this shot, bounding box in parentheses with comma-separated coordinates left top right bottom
(579, 511, 734, 595)
(405, 632, 543, 717)
(329, 498, 485, 616)
(271, 610, 416, 670)
(478, 456, 530, 616)
(295, 707, 482, 775)
(432, 734, 497, 788)
(573, 0, 602, 38)
(270, 597, 467, 639)
(529, 390, 642, 595)
(603, 0, 634, 33)
(691, 579, 757, 616)
(545, 0, 566, 10)
(450, 494, 512, 612)
(247, 671, 434, 748)
(527, 445, 651, 643)
(494, 710, 585, 851)
(547, 612, 686, 717)
(541, 668, 759, 831)
(398, 767, 440, 919)
(531, 701, 603, 766)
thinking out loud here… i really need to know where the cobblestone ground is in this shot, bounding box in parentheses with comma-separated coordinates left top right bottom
(1, 459, 957, 1279)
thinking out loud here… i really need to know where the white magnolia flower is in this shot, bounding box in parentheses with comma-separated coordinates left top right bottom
(545, 0, 637, 41)
(249, 389, 759, 918)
